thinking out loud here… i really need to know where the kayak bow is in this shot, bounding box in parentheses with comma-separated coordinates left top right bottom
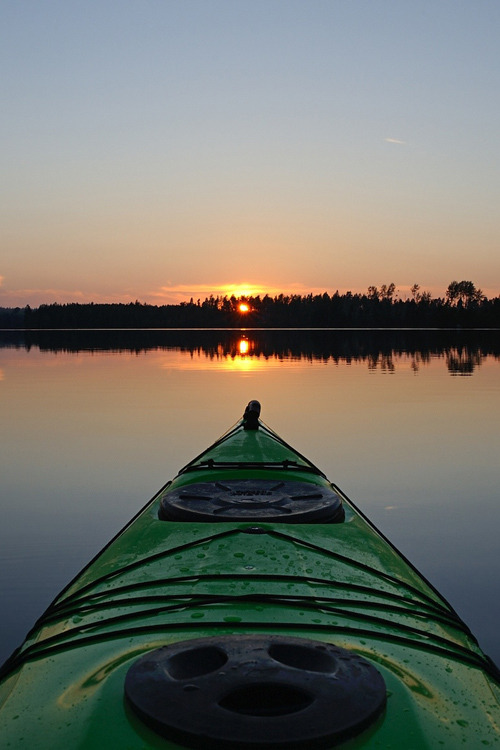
(0, 402, 499, 748)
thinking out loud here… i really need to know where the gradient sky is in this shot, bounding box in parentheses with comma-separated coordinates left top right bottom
(2, 1, 500, 307)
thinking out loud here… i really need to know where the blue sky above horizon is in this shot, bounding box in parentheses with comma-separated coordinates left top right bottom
(2, 1, 500, 307)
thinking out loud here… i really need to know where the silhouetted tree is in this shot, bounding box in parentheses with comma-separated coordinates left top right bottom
(446, 280, 484, 307)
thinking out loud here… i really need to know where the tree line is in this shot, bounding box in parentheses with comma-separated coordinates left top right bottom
(1, 280, 499, 329)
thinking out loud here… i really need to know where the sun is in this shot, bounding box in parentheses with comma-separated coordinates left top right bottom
(238, 302, 250, 313)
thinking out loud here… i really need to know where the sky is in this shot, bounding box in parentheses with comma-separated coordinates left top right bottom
(2, 0, 500, 307)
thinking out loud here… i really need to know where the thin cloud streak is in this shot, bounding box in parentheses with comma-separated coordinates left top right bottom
(384, 137, 407, 144)
(0, 288, 141, 307)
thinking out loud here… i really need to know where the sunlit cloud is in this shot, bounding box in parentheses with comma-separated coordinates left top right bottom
(384, 137, 407, 145)
(149, 282, 337, 305)
(150, 283, 268, 302)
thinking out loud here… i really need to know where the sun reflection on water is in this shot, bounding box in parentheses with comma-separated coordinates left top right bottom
(157, 336, 281, 372)
(226, 337, 256, 372)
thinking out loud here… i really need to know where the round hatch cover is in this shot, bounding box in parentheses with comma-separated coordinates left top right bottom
(125, 634, 386, 748)
(158, 479, 344, 523)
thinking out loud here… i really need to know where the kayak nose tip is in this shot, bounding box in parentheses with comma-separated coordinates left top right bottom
(243, 400, 261, 430)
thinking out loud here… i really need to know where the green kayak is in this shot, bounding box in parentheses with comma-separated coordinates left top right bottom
(1, 402, 499, 748)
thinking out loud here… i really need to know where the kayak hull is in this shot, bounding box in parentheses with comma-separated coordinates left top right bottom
(1, 406, 499, 748)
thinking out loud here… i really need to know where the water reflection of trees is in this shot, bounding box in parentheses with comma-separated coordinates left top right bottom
(367, 354, 396, 372)
(445, 347, 484, 375)
(1, 329, 498, 375)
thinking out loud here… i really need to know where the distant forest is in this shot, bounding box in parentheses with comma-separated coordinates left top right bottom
(1, 281, 499, 329)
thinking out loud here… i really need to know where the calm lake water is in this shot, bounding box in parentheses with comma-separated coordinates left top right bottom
(1, 329, 499, 668)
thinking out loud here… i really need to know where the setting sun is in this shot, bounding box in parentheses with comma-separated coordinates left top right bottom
(238, 302, 250, 313)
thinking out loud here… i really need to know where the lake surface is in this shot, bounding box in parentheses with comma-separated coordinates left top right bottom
(1, 329, 499, 668)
